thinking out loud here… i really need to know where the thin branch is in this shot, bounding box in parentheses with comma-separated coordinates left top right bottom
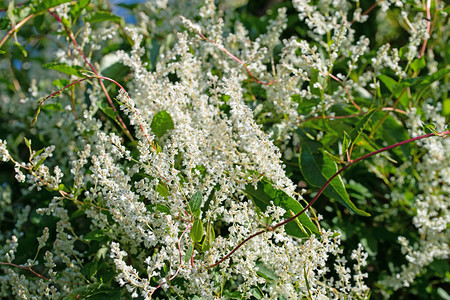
(202, 130, 450, 271)
(150, 223, 191, 297)
(0, 13, 34, 49)
(418, 0, 432, 58)
(327, 73, 361, 111)
(299, 106, 406, 124)
(47, 11, 135, 143)
(350, 1, 380, 24)
(197, 32, 275, 86)
(0, 262, 73, 285)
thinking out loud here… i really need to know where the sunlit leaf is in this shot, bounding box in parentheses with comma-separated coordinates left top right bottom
(245, 181, 320, 238)
(299, 139, 370, 216)
(150, 110, 174, 138)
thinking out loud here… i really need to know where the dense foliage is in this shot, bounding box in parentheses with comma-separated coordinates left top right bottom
(0, 0, 448, 299)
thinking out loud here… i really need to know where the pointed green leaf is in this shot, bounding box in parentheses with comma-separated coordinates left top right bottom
(202, 222, 215, 252)
(96, 102, 117, 121)
(190, 219, 203, 243)
(33, 157, 47, 171)
(83, 11, 122, 24)
(373, 112, 411, 159)
(44, 62, 86, 77)
(24, 137, 32, 150)
(323, 150, 344, 164)
(348, 109, 376, 142)
(395, 68, 450, 90)
(422, 123, 439, 135)
(255, 261, 279, 281)
(299, 140, 370, 216)
(358, 133, 398, 164)
(189, 191, 202, 214)
(342, 130, 351, 153)
(41, 103, 64, 111)
(410, 56, 426, 72)
(32, 148, 45, 160)
(155, 183, 169, 199)
(32, 0, 71, 14)
(245, 181, 320, 238)
(84, 229, 109, 242)
(378, 74, 409, 108)
(184, 243, 193, 262)
(14, 42, 27, 57)
(70, 0, 90, 20)
(150, 110, 174, 138)
(146, 204, 170, 214)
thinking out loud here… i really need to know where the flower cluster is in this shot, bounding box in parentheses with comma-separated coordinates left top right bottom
(0, 0, 447, 299)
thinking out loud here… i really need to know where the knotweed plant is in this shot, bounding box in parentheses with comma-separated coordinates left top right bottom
(0, 0, 448, 299)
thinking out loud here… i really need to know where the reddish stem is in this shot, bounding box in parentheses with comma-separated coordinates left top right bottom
(197, 32, 275, 86)
(32, 75, 156, 153)
(328, 73, 361, 111)
(150, 223, 191, 296)
(202, 130, 450, 270)
(0, 261, 73, 285)
(47, 11, 134, 142)
(350, 1, 380, 24)
(418, 0, 432, 58)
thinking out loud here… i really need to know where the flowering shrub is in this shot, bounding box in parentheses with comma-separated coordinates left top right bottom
(0, 0, 448, 299)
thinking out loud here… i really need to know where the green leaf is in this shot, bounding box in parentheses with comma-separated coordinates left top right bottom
(84, 229, 109, 242)
(31, 148, 45, 159)
(41, 103, 64, 111)
(245, 181, 320, 238)
(395, 68, 450, 90)
(225, 291, 244, 299)
(299, 140, 370, 216)
(151, 110, 174, 138)
(202, 222, 215, 252)
(357, 133, 398, 164)
(250, 287, 263, 299)
(70, 0, 90, 20)
(255, 261, 279, 281)
(32, 0, 72, 14)
(348, 109, 376, 142)
(342, 130, 351, 153)
(146, 204, 170, 214)
(65, 283, 101, 300)
(190, 219, 203, 243)
(24, 137, 32, 150)
(33, 157, 47, 171)
(374, 113, 411, 159)
(422, 123, 439, 135)
(96, 102, 117, 121)
(378, 74, 409, 108)
(0, 50, 5, 55)
(323, 150, 344, 164)
(184, 243, 193, 262)
(155, 183, 169, 199)
(14, 42, 27, 57)
(444, 98, 450, 116)
(52, 79, 70, 88)
(410, 56, 426, 72)
(83, 11, 122, 24)
(81, 261, 98, 279)
(43, 62, 86, 77)
(189, 191, 202, 217)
